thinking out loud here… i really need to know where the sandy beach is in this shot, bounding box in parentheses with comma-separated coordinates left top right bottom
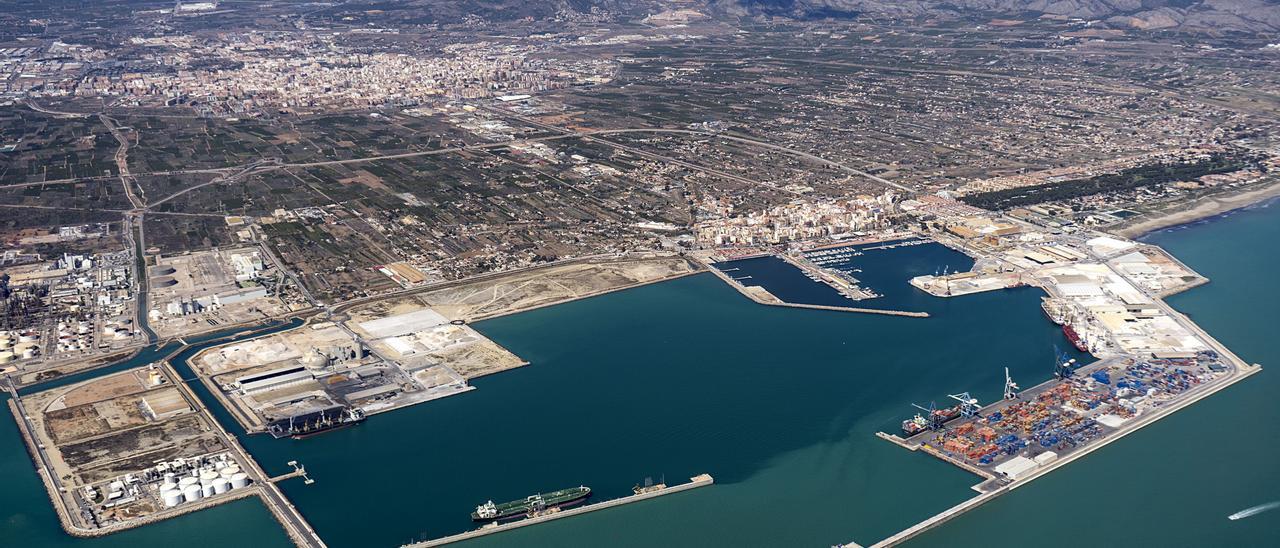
(1110, 178, 1280, 239)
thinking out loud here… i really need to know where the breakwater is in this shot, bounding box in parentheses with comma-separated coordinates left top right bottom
(404, 474, 714, 548)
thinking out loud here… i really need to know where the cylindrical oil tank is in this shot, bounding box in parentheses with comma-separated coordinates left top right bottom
(213, 478, 231, 495)
(160, 481, 177, 492)
(0, 352, 12, 364)
(183, 484, 203, 502)
(201, 484, 215, 497)
(179, 476, 199, 489)
(230, 473, 249, 489)
(162, 489, 183, 508)
(220, 465, 241, 479)
(200, 470, 219, 486)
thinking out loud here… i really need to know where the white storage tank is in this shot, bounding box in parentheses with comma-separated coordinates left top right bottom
(201, 484, 215, 498)
(179, 476, 199, 489)
(200, 471, 219, 486)
(213, 478, 231, 495)
(162, 489, 183, 508)
(183, 484, 203, 502)
(230, 473, 249, 489)
(220, 465, 241, 479)
(160, 480, 177, 492)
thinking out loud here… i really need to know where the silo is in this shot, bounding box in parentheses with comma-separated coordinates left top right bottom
(230, 473, 249, 489)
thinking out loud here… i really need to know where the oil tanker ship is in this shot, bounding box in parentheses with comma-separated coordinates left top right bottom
(472, 486, 592, 521)
(266, 405, 365, 439)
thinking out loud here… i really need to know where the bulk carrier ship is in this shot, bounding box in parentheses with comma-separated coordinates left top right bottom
(471, 486, 592, 521)
(266, 405, 365, 439)
(1062, 324, 1089, 353)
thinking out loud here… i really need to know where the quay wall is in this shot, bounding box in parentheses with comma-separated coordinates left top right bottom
(868, 362, 1263, 548)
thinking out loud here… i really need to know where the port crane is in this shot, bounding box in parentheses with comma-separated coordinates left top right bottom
(1003, 367, 1020, 400)
(948, 392, 981, 418)
(911, 401, 945, 430)
(1054, 345, 1078, 379)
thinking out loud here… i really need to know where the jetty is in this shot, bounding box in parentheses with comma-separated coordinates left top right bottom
(403, 474, 715, 547)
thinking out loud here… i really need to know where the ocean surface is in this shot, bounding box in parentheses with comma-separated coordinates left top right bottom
(0, 199, 1276, 548)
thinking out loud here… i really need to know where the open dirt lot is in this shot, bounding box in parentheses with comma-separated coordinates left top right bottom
(418, 256, 699, 321)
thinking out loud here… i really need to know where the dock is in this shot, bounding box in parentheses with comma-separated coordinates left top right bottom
(403, 474, 715, 548)
(701, 259, 929, 318)
(864, 359, 1263, 547)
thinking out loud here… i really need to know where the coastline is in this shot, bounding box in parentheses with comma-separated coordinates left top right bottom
(1109, 179, 1280, 239)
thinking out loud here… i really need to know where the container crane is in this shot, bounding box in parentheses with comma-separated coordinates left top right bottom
(1054, 345, 1078, 379)
(948, 392, 981, 418)
(1003, 367, 1020, 400)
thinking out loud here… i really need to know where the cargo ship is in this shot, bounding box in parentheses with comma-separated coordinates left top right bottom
(266, 405, 365, 439)
(1062, 324, 1089, 353)
(901, 405, 962, 436)
(1040, 298, 1068, 325)
(472, 486, 591, 521)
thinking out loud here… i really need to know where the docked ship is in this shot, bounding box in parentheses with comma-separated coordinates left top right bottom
(901, 405, 962, 436)
(1062, 324, 1089, 353)
(266, 405, 365, 439)
(472, 486, 592, 522)
(1040, 298, 1069, 325)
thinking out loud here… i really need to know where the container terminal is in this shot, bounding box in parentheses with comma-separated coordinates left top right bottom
(843, 216, 1264, 547)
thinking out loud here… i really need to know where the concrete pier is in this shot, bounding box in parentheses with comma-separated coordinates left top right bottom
(403, 474, 715, 548)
